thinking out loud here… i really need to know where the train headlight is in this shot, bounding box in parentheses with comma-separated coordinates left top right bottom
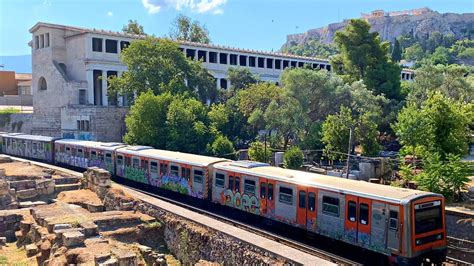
(416, 239, 422, 245)
(436, 234, 443, 240)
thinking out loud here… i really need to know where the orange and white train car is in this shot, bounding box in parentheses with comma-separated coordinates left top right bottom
(210, 161, 446, 265)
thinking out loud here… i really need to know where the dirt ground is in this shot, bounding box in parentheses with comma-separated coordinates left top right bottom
(1, 161, 50, 177)
(57, 190, 103, 206)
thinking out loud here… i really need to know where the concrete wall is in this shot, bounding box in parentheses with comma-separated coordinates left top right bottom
(0, 95, 33, 106)
(0, 113, 33, 133)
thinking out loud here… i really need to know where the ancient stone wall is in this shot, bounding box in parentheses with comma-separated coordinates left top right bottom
(0, 113, 33, 133)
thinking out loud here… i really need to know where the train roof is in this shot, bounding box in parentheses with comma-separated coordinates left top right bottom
(55, 139, 127, 151)
(116, 146, 230, 167)
(214, 161, 436, 204)
(2, 134, 59, 142)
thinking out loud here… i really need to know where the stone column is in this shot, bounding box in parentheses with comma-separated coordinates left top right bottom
(102, 71, 108, 106)
(216, 78, 220, 89)
(86, 70, 94, 105)
(118, 71, 124, 106)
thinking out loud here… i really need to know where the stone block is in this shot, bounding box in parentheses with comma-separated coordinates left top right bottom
(116, 252, 137, 266)
(94, 253, 112, 265)
(0, 237, 6, 246)
(0, 180, 8, 196)
(80, 222, 98, 237)
(26, 243, 38, 257)
(62, 230, 84, 247)
(19, 201, 47, 208)
(52, 223, 72, 232)
(16, 188, 38, 200)
(20, 220, 33, 233)
(87, 203, 105, 213)
(54, 183, 81, 192)
(54, 228, 84, 239)
(0, 155, 12, 163)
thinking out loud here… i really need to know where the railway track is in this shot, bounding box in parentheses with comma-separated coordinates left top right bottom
(121, 183, 360, 265)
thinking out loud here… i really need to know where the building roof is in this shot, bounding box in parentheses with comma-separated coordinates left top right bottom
(15, 73, 32, 81)
(213, 161, 436, 204)
(17, 80, 31, 86)
(29, 22, 330, 62)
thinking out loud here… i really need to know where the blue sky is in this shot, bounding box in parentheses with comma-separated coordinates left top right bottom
(0, 0, 472, 56)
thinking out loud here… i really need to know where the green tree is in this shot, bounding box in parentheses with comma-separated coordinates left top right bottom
(429, 46, 451, 65)
(227, 67, 259, 90)
(108, 37, 216, 103)
(122, 19, 145, 35)
(391, 39, 402, 62)
(281, 39, 339, 58)
(123, 90, 173, 148)
(208, 135, 236, 159)
(283, 146, 304, 169)
(248, 141, 271, 163)
(403, 43, 425, 62)
(333, 19, 401, 99)
(394, 92, 473, 159)
(169, 14, 210, 44)
(322, 107, 355, 159)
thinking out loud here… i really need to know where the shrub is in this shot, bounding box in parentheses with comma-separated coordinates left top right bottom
(283, 146, 304, 169)
(209, 135, 235, 159)
(248, 141, 271, 163)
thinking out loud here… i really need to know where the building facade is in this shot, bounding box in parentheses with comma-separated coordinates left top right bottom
(29, 22, 414, 142)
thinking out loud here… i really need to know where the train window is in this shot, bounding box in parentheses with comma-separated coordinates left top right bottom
(142, 159, 148, 170)
(308, 192, 316, 211)
(132, 158, 140, 168)
(84, 150, 89, 158)
(268, 184, 274, 200)
(389, 210, 398, 231)
(91, 150, 97, 160)
(97, 151, 104, 161)
(182, 167, 191, 180)
(60, 145, 64, 152)
(279, 186, 293, 205)
(215, 173, 225, 188)
(33, 142, 37, 151)
(322, 196, 340, 217)
(359, 203, 369, 225)
(150, 162, 158, 173)
(117, 155, 124, 165)
(299, 190, 306, 209)
(65, 146, 70, 154)
(228, 175, 234, 191)
(160, 163, 168, 176)
(170, 165, 179, 177)
(347, 201, 357, 222)
(235, 176, 240, 192)
(193, 170, 204, 184)
(244, 179, 256, 195)
(260, 182, 266, 199)
(125, 156, 131, 166)
(77, 148, 84, 157)
(105, 153, 112, 164)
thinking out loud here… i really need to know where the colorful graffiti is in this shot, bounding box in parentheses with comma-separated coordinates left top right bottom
(124, 166, 148, 184)
(56, 153, 114, 172)
(220, 189, 260, 215)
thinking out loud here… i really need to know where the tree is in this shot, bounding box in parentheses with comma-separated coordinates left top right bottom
(391, 39, 402, 62)
(169, 14, 210, 44)
(208, 135, 236, 159)
(123, 90, 173, 148)
(108, 37, 216, 103)
(283, 146, 304, 169)
(394, 92, 473, 159)
(333, 19, 401, 99)
(248, 141, 271, 163)
(281, 39, 339, 58)
(429, 46, 451, 65)
(227, 67, 259, 90)
(322, 107, 354, 159)
(403, 43, 426, 62)
(122, 19, 145, 35)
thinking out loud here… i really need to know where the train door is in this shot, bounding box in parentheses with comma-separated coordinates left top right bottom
(259, 178, 268, 215)
(297, 186, 307, 228)
(371, 201, 388, 250)
(357, 197, 372, 247)
(306, 188, 317, 232)
(261, 179, 276, 219)
(344, 195, 358, 244)
(386, 205, 401, 253)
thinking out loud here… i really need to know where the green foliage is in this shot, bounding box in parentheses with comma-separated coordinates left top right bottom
(248, 141, 271, 163)
(333, 19, 401, 100)
(122, 19, 145, 35)
(415, 153, 471, 201)
(322, 107, 354, 159)
(227, 67, 259, 90)
(300, 122, 324, 150)
(281, 39, 339, 58)
(0, 107, 20, 114)
(394, 92, 473, 159)
(208, 135, 236, 159)
(283, 146, 304, 169)
(403, 43, 425, 62)
(391, 39, 402, 62)
(108, 37, 216, 103)
(169, 14, 210, 44)
(429, 46, 451, 65)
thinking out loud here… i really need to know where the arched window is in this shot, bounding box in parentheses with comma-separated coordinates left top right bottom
(38, 77, 47, 91)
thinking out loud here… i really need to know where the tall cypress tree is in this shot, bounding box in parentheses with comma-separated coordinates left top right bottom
(391, 39, 402, 62)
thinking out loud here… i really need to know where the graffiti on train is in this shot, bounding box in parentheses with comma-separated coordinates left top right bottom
(220, 189, 260, 215)
(56, 153, 114, 172)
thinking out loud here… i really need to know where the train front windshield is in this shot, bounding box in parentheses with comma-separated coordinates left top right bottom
(414, 201, 443, 235)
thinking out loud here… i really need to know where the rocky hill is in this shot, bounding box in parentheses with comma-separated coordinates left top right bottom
(283, 8, 474, 48)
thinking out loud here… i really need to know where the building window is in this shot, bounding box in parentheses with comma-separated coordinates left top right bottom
(45, 33, 50, 47)
(77, 120, 90, 131)
(239, 55, 247, 66)
(105, 39, 118, 53)
(79, 89, 87, 105)
(322, 196, 340, 217)
(298, 62, 304, 67)
(313, 63, 319, 69)
(257, 57, 265, 68)
(38, 77, 47, 91)
(275, 59, 282, 69)
(92, 38, 103, 52)
(197, 50, 207, 62)
(186, 49, 196, 60)
(209, 52, 217, 63)
(120, 41, 130, 51)
(219, 53, 228, 64)
(249, 56, 256, 67)
(35, 36, 39, 50)
(279, 186, 293, 205)
(291, 61, 297, 67)
(283, 60, 289, 69)
(219, 79, 228, 89)
(266, 58, 274, 69)
(229, 54, 237, 65)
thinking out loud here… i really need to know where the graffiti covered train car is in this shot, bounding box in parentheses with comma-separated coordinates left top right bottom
(0, 134, 447, 264)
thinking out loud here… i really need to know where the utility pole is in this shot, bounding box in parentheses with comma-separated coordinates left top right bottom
(345, 126, 353, 179)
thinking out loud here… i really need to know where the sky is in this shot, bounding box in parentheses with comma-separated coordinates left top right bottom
(0, 0, 473, 56)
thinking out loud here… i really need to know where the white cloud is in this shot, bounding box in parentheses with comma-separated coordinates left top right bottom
(107, 11, 113, 16)
(141, 0, 226, 15)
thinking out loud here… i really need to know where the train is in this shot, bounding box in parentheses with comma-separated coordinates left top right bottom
(0, 133, 447, 265)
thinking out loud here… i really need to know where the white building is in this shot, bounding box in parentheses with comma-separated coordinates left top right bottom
(29, 22, 414, 142)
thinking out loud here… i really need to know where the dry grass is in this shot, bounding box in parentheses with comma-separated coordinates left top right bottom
(0, 242, 36, 266)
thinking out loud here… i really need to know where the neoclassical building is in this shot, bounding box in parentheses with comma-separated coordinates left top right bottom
(29, 22, 414, 142)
